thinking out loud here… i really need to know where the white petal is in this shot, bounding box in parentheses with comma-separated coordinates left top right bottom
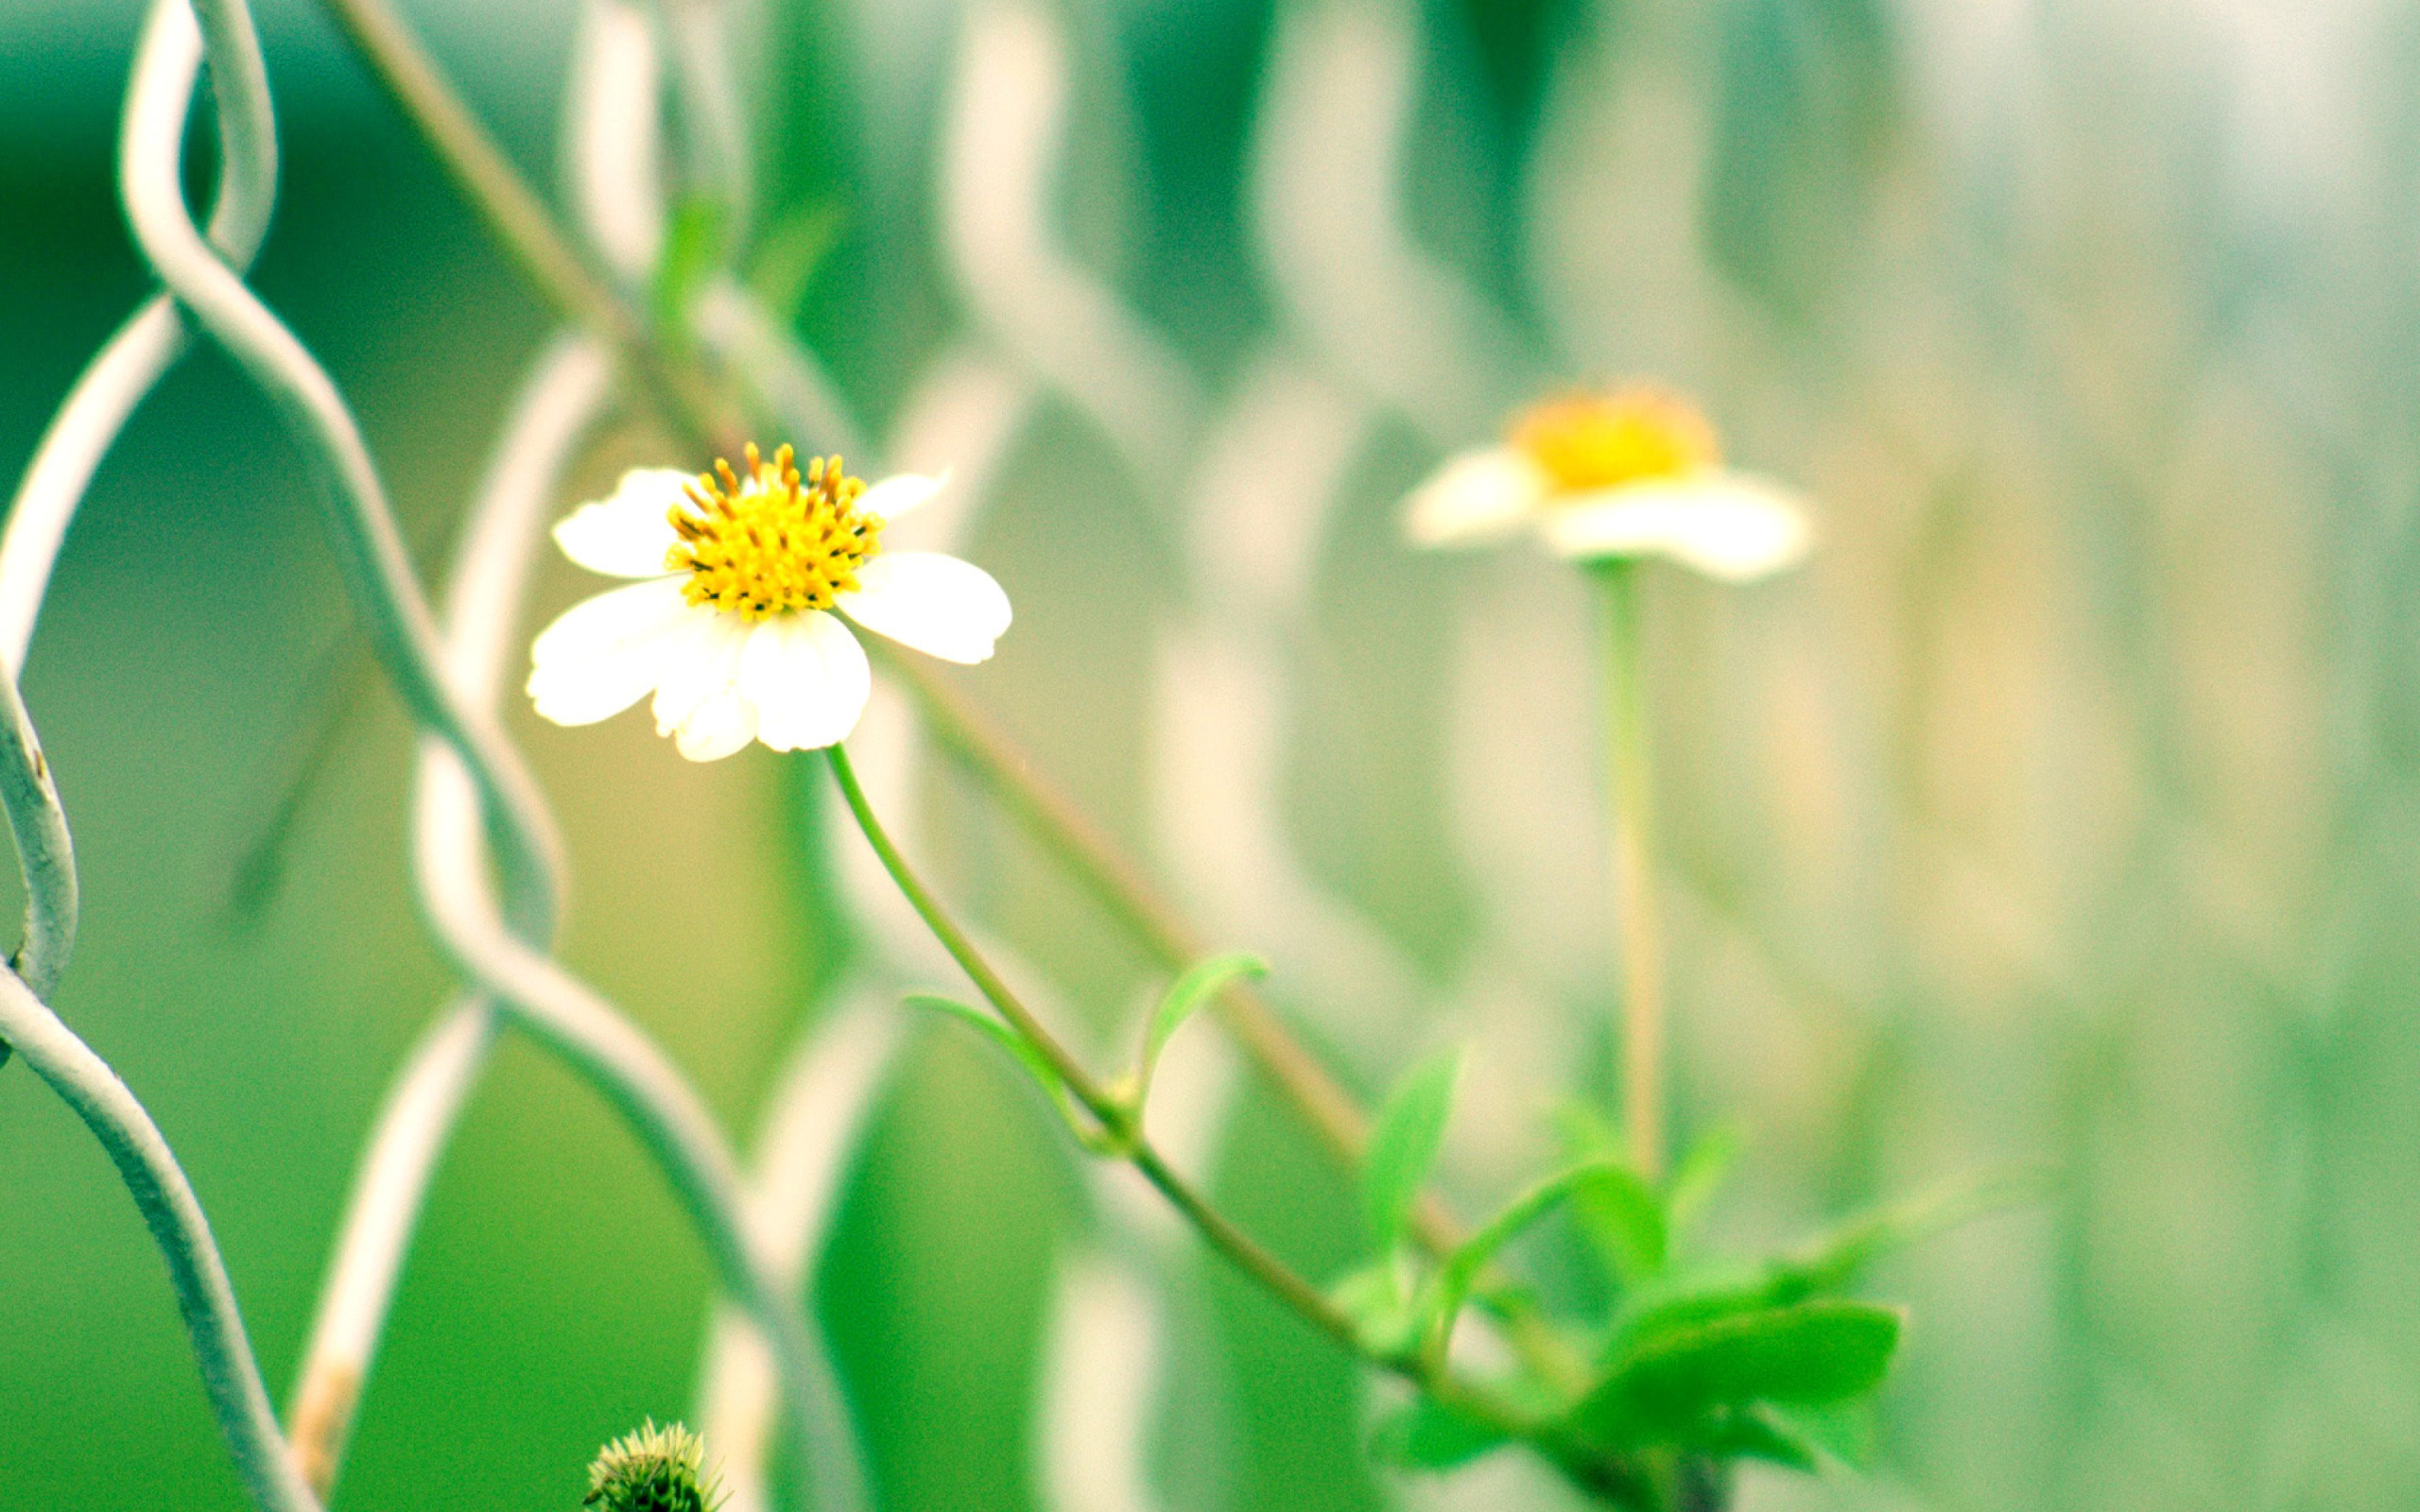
(553, 467, 690, 577)
(526, 577, 695, 726)
(856, 468, 951, 523)
(674, 688, 759, 762)
(838, 553, 1011, 664)
(650, 609, 753, 736)
(1402, 446, 1551, 548)
(737, 611, 873, 751)
(1542, 473, 1814, 581)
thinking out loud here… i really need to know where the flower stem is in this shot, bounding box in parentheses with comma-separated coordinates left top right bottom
(821, 744, 1602, 1469)
(1593, 560, 1667, 1181)
(823, 746, 1350, 1342)
(870, 649, 1370, 1155)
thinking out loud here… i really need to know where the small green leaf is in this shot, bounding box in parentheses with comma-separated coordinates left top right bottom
(1371, 1396, 1511, 1471)
(1770, 1400, 1876, 1469)
(1611, 1274, 1791, 1360)
(1547, 1101, 1668, 1282)
(1666, 1122, 1746, 1241)
(1549, 1100, 1624, 1160)
(1573, 1162, 1668, 1285)
(743, 200, 844, 327)
(1361, 1048, 1462, 1251)
(1772, 1167, 2050, 1300)
(1422, 1160, 1641, 1355)
(1329, 1261, 1422, 1358)
(1692, 1405, 1820, 1471)
(1135, 952, 1267, 1101)
(906, 994, 1116, 1153)
(1572, 1299, 1904, 1449)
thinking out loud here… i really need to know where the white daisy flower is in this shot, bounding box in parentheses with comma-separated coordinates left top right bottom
(527, 443, 1010, 761)
(1402, 387, 1812, 581)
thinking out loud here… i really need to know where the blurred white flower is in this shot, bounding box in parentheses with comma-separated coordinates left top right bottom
(1402, 387, 1811, 581)
(527, 444, 1009, 760)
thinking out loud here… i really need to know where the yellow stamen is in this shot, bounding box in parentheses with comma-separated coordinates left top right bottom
(667, 442, 882, 620)
(1511, 388, 1720, 494)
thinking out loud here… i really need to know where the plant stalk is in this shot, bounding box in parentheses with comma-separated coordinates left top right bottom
(822, 745, 1590, 1467)
(825, 745, 1356, 1342)
(313, 0, 741, 457)
(1594, 560, 1667, 1181)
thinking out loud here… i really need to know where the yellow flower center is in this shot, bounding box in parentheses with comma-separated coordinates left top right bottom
(1511, 388, 1720, 494)
(667, 443, 882, 620)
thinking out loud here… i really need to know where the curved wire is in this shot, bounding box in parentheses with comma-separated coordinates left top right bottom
(564, 0, 666, 284)
(0, 7, 311, 1506)
(286, 333, 606, 1495)
(696, 995, 901, 1512)
(0, 0, 279, 1062)
(116, 0, 564, 949)
(408, 812, 872, 1512)
(0, 0, 276, 671)
(0, 954, 319, 1512)
(938, 1, 1200, 490)
(1246, 0, 1530, 448)
(0, 658, 75, 1011)
(112, 2, 870, 1503)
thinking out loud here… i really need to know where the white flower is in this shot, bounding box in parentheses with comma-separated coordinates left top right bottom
(527, 444, 1011, 760)
(1402, 387, 1812, 582)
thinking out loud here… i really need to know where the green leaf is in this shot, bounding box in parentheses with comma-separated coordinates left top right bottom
(1772, 1167, 2051, 1301)
(1371, 1396, 1511, 1471)
(1572, 1299, 1904, 1449)
(1547, 1100, 1668, 1282)
(1665, 1122, 1746, 1242)
(1135, 952, 1267, 1100)
(905, 994, 1114, 1152)
(1572, 1160, 1668, 1285)
(1361, 1048, 1462, 1251)
(1609, 1273, 1783, 1361)
(1692, 1405, 1820, 1471)
(1771, 1400, 1876, 1469)
(651, 194, 729, 337)
(1422, 1160, 1645, 1354)
(744, 200, 845, 327)
(1329, 1260, 1422, 1358)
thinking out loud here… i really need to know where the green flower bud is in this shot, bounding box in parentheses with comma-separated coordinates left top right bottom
(583, 1419, 724, 1512)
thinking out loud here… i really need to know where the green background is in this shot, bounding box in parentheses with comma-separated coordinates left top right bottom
(6, 1, 2420, 1509)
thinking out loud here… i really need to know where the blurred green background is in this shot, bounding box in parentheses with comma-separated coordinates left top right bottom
(7, 0, 2420, 1509)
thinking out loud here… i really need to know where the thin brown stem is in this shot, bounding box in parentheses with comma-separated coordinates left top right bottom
(313, 0, 742, 456)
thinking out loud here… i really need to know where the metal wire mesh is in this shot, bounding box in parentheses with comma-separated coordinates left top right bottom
(7, 1, 2420, 1509)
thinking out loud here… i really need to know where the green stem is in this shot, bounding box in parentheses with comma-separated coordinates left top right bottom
(871, 649, 1372, 1158)
(824, 746, 1354, 1344)
(1594, 561, 1667, 1182)
(822, 746, 1592, 1467)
